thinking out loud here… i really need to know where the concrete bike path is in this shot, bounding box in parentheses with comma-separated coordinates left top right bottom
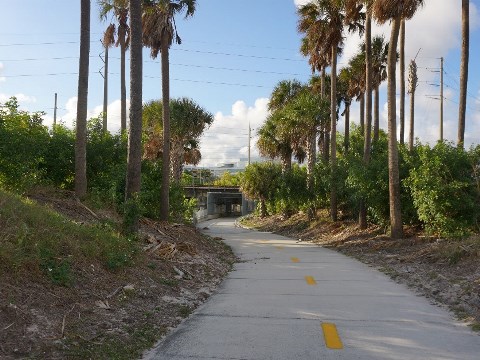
(144, 218, 480, 360)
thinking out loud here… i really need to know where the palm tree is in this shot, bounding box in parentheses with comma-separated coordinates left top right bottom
(458, 0, 469, 147)
(142, 98, 213, 182)
(124, 0, 143, 232)
(361, 1, 372, 230)
(408, 59, 418, 151)
(257, 112, 295, 173)
(101, 23, 115, 133)
(347, 0, 373, 229)
(75, 0, 90, 199)
(268, 79, 303, 112)
(309, 73, 332, 161)
(298, 0, 363, 221)
(285, 87, 328, 189)
(399, 18, 406, 145)
(338, 67, 353, 153)
(371, 35, 389, 142)
(372, 0, 425, 239)
(99, 0, 129, 133)
(142, 0, 196, 222)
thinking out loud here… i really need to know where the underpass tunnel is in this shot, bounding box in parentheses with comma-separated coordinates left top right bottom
(207, 192, 248, 218)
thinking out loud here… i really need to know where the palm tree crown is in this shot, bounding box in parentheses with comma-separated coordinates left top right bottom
(142, 0, 196, 58)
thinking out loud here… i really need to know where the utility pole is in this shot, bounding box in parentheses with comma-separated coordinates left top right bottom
(53, 93, 58, 127)
(100, 47, 108, 134)
(440, 57, 444, 142)
(248, 123, 251, 166)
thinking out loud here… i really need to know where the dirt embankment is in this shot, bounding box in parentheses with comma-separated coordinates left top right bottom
(0, 190, 236, 359)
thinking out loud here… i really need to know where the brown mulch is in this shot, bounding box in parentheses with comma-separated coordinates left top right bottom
(242, 212, 480, 329)
(0, 190, 236, 359)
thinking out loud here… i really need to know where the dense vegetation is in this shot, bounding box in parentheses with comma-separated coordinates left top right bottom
(241, 126, 480, 238)
(0, 97, 196, 224)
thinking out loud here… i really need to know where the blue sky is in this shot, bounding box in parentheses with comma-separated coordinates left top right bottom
(0, 0, 479, 166)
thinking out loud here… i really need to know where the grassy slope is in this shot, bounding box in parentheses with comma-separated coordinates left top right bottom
(0, 189, 236, 359)
(0, 189, 136, 285)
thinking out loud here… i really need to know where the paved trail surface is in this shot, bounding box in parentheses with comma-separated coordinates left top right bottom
(145, 218, 480, 360)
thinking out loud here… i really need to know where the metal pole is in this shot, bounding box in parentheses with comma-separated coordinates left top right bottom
(103, 47, 108, 133)
(440, 57, 444, 142)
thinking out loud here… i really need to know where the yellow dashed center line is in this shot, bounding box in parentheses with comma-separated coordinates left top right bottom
(291, 257, 300, 263)
(304, 276, 317, 285)
(321, 323, 343, 349)
(275, 246, 284, 250)
(259, 240, 269, 243)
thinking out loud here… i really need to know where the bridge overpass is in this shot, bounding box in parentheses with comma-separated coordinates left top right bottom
(184, 186, 255, 222)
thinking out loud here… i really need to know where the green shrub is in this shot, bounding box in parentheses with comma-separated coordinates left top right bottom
(407, 142, 479, 237)
(42, 124, 75, 189)
(241, 162, 281, 217)
(169, 182, 198, 224)
(273, 165, 309, 216)
(0, 97, 50, 191)
(343, 127, 390, 224)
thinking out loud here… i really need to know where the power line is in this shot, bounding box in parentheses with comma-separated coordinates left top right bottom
(145, 75, 270, 88)
(171, 48, 305, 62)
(1, 58, 308, 78)
(2, 71, 274, 89)
(0, 36, 297, 52)
(0, 41, 78, 47)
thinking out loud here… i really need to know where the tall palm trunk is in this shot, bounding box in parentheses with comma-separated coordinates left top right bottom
(387, 15, 403, 239)
(102, 45, 109, 133)
(399, 19, 405, 145)
(75, 0, 90, 199)
(344, 102, 350, 153)
(320, 67, 329, 161)
(307, 129, 317, 220)
(458, 0, 469, 147)
(160, 34, 171, 221)
(321, 67, 326, 98)
(307, 131, 316, 187)
(119, 25, 127, 133)
(125, 0, 143, 232)
(281, 152, 292, 173)
(408, 59, 418, 151)
(409, 89, 415, 151)
(260, 200, 268, 218)
(360, 10, 373, 230)
(171, 139, 184, 183)
(330, 45, 338, 222)
(359, 93, 365, 134)
(373, 85, 380, 142)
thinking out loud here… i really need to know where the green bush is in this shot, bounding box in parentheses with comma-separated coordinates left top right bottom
(42, 124, 75, 189)
(241, 162, 281, 217)
(273, 165, 309, 216)
(0, 97, 50, 191)
(342, 127, 390, 224)
(86, 116, 128, 199)
(407, 142, 479, 237)
(169, 183, 198, 224)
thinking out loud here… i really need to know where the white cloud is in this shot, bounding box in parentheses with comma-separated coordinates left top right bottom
(294, 0, 311, 7)
(199, 98, 269, 167)
(44, 97, 129, 134)
(0, 93, 36, 104)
